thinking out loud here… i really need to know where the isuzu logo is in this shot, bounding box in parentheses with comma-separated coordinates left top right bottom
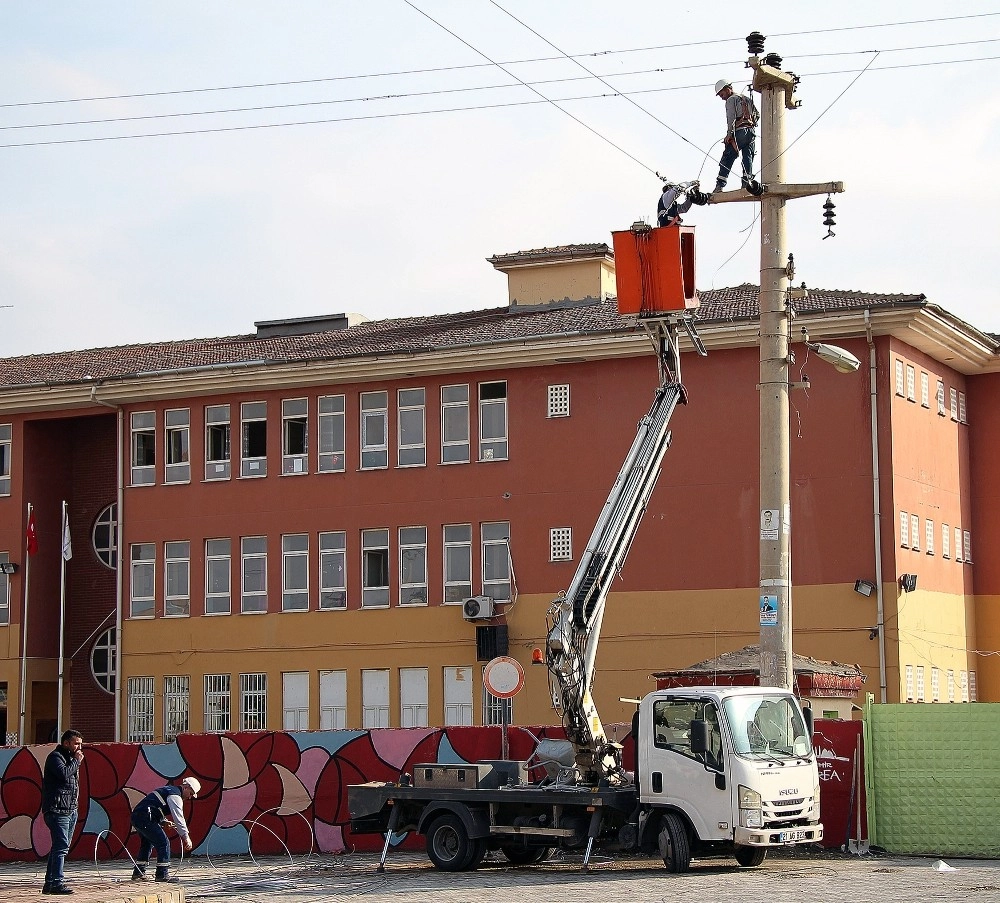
(779, 788, 799, 795)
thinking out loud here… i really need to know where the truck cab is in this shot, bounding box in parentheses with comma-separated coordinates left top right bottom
(638, 686, 822, 867)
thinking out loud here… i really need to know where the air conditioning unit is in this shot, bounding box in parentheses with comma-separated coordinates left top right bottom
(462, 595, 495, 621)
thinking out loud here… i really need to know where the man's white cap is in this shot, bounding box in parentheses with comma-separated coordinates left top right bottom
(181, 776, 201, 798)
(715, 79, 732, 95)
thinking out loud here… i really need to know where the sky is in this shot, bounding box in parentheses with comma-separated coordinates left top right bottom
(1, 2, 998, 357)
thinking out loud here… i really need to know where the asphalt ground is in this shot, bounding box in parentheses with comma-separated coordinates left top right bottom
(2, 848, 998, 903)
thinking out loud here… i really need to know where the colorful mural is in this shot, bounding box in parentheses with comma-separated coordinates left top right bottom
(0, 722, 856, 863)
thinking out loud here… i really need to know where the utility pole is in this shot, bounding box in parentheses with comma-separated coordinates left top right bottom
(709, 33, 844, 689)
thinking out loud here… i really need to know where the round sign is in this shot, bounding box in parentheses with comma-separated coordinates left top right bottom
(483, 656, 525, 699)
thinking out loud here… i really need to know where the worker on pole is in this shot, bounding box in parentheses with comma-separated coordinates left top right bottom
(713, 79, 759, 195)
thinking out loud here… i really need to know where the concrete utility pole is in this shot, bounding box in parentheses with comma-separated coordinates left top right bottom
(710, 33, 844, 690)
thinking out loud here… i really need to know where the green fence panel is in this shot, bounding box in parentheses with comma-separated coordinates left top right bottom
(866, 702, 1000, 857)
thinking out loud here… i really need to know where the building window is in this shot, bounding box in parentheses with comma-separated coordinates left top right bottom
(547, 384, 570, 418)
(443, 524, 472, 604)
(320, 670, 347, 729)
(282, 671, 309, 730)
(894, 360, 904, 396)
(130, 543, 155, 618)
(482, 522, 511, 602)
(942, 524, 950, 559)
(479, 381, 508, 461)
(360, 391, 389, 470)
(0, 423, 11, 496)
(164, 408, 191, 484)
(916, 666, 925, 702)
(164, 541, 190, 617)
(204, 674, 231, 732)
(400, 667, 429, 728)
(919, 372, 929, 408)
(936, 380, 946, 415)
(362, 669, 390, 728)
(205, 404, 231, 481)
(960, 671, 969, 703)
(899, 511, 909, 548)
(399, 526, 427, 605)
(282, 534, 309, 611)
(319, 531, 347, 610)
(441, 384, 470, 464)
(282, 398, 309, 475)
(126, 676, 155, 742)
(963, 530, 972, 564)
(241, 536, 268, 613)
(398, 388, 426, 467)
(958, 392, 967, 424)
(949, 388, 958, 420)
(91, 627, 117, 694)
(924, 519, 934, 556)
(318, 395, 346, 473)
(0, 552, 9, 626)
(92, 503, 118, 570)
(947, 669, 955, 702)
(931, 667, 940, 702)
(905, 664, 914, 702)
(205, 539, 232, 615)
(550, 527, 572, 561)
(130, 411, 156, 486)
(240, 672, 267, 730)
(955, 527, 963, 562)
(241, 401, 268, 478)
(909, 514, 920, 551)
(444, 666, 474, 726)
(970, 671, 977, 702)
(361, 529, 390, 608)
(483, 680, 512, 726)
(905, 364, 915, 401)
(164, 676, 190, 741)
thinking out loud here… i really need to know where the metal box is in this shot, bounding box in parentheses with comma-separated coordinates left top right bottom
(411, 763, 494, 789)
(612, 224, 698, 315)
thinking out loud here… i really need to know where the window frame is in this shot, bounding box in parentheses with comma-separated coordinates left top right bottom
(130, 543, 155, 618)
(92, 503, 118, 570)
(319, 531, 347, 610)
(360, 391, 389, 470)
(482, 521, 511, 602)
(443, 524, 473, 604)
(400, 667, 429, 728)
(282, 671, 310, 730)
(361, 528, 390, 608)
(0, 552, 10, 625)
(399, 525, 428, 606)
(893, 360, 904, 396)
(91, 627, 117, 694)
(478, 380, 508, 461)
(441, 384, 470, 464)
(164, 540, 191, 617)
(240, 401, 268, 478)
(899, 511, 909, 548)
(164, 675, 190, 741)
(241, 536, 268, 614)
(130, 411, 156, 486)
(281, 533, 309, 612)
(126, 676, 155, 742)
(397, 387, 427, 468)
(919, 371, 929, 408)
(204, 673, 231, 733)
(240, 672, 268, 731)
(910, 514, 920, 551)
(281, 397, 309, 476)
(319, 669, 348, 729)
(905, 364, 915, 401)
(936, 379, 946, 415)
(205, 403, 232, 481)
(444, 666, 474, 726)
(0, 423, 11, 496)
(205, 538, 232, 615)
(362, 668, 390, 728)
(164, 408, 191, 484)
(318, 394, 346, 473)
(547, 384, 570, 418)
(550, 527, 573, 561)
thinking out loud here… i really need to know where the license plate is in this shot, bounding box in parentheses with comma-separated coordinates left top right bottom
(779, 829, 808, 842)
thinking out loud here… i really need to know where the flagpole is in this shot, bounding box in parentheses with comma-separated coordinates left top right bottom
(57, 500, 69, 737)
(18, 502, 33, 746)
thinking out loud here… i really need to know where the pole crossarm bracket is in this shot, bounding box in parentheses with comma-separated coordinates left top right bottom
(709, 181, 845, 204)
(752, 63, 798, 109)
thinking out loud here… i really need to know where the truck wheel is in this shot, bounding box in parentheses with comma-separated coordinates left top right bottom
(426, 814, 473, 871)
(658, 812, 691, 873)
(734, 845, 767, 867)
(501, 844, 551, 865)
(467, 838, 488, 869)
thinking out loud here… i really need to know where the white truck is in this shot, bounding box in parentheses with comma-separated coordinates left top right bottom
(348, 310, 823, 872)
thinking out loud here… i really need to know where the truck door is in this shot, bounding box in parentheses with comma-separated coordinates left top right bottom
(644, 697, 733, 841)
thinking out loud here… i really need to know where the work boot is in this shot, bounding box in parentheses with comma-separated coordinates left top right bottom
(155, 865, 179, 883)
(714, 181, 725, 193)
(131, 862, 147, 881)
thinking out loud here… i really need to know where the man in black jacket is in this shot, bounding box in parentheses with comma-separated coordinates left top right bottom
(41, 729, 84, 896)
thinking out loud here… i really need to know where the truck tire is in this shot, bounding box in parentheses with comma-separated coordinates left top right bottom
(734, 844, 767, 867)
(658, 812, 691, 873)
(501, 844, 551, 865)
(467, 838, 488, 869)
(426, 814, 474, 871)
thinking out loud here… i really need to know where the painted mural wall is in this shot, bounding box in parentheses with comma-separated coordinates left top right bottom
(0, 723, 857, 864)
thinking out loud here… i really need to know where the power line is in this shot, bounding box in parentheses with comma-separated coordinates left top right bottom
(2, 54, 997, 150)
(2, 11, 997, 110)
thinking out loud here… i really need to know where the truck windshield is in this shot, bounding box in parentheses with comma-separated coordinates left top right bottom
(721, 694, 812, 759)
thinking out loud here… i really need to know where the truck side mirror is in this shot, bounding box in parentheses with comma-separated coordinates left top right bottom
(689, 720, 708, 754)
(802, 705, 814, 737)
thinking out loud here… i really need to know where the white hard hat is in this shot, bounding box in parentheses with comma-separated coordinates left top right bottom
(714, 79, 732, 95)
(181, 776, 201, 798)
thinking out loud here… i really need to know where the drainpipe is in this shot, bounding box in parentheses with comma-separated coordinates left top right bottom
(92, 386, 125, 740)
(865, 311, 888, 703)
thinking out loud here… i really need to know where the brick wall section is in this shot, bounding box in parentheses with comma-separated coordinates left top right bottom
(66, 414, 118, 741)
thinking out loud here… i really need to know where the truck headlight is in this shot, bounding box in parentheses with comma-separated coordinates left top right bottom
(738, 785, 762, 810)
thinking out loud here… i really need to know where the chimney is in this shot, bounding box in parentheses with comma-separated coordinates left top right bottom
(255, 312, 369, 339)
(487, 244, 616, 308)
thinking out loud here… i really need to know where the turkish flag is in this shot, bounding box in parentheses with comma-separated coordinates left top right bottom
(26, 509, 38, 555)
